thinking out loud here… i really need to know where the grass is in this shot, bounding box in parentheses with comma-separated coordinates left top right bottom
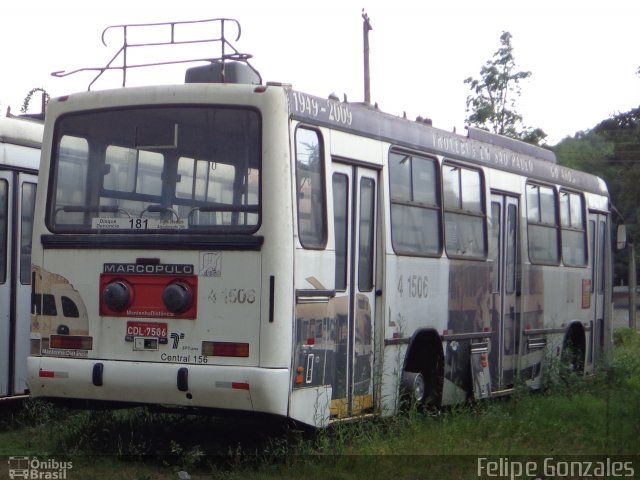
(1, 329, 639, 479)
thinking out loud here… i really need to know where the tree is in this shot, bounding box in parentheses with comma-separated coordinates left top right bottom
(554, 107, 640, 285)
(594, 108, 640, 251)
(464, 31, 546, 145)
(553, 130, 613, 173)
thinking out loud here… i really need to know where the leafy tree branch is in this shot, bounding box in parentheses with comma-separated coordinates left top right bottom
(464, 31, 546, 145)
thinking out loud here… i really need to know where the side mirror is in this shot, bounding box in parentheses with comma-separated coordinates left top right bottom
(616, 224, 627, 251)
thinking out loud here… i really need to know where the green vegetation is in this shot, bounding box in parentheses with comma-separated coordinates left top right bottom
(464, 31, 546, 145)
(464, 32, 640, 285)
(1, 330, 639, 479)
(554, 107, 640, 284)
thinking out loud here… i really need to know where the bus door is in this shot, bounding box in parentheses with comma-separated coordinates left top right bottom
(331, 163, 377, 417)
(489, 193, 520, 389)
(0, 171, 37, 397)
(588, 212, 608, 366)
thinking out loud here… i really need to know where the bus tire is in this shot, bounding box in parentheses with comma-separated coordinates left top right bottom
(400, 371, 426, 410)
(560, 324, 585, 376)
(424, 349, 444, 409)
(403, 330, 444, 411)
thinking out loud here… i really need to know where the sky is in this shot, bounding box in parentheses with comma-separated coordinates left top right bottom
(2, 0, 639, 145)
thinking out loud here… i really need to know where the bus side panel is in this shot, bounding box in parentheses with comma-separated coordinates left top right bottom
(14, 173, 37, 395)
(0, 139, 40, 398)
(258, 109, 295, 371)
(0, 168, 13, 397)
(446, 260, 493, 395)
(380, 255, 449, 413)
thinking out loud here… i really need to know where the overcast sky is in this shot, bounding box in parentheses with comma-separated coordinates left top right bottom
(2, 0, 639, 145)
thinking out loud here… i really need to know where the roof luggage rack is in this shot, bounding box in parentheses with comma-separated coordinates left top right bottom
(52, 18, 262, 90)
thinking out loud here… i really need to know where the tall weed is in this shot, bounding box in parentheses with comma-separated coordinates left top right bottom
(1, 330, 639, 476)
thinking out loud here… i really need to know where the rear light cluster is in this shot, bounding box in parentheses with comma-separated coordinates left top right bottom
(100, 274, 198, 319)
(49, 335, 93, 350)
(202, 341, 249, 358)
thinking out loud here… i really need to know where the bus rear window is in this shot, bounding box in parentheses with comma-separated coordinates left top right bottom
(48, 106, 261, 233)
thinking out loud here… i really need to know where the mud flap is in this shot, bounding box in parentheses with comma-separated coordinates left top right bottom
(470, 342, 491, 400)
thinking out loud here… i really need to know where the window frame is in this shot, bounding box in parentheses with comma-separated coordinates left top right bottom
(526, 182, 560, 265)
(559, 189, 588, 267)
(0, 179, 7, 284)
(388, 149, 442, 257)
(442, 161, 487, 260)
(47, 106, 262, 234)
(295, 126, 327, 249)
(332, 172, 349, 291)
(20, 182, 37, 285)
(358, 176, 376, 292)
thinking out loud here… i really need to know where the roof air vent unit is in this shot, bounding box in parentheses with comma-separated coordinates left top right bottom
(185, 61, 261, 85)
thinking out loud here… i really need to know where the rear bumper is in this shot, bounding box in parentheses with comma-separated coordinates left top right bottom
(27, 356, 290, 417)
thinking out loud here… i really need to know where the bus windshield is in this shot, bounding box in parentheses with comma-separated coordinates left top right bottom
(48, 106, 261, 233)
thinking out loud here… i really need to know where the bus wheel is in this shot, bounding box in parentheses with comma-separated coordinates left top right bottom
(560, 326, 585, 380)
(401, 371, 425, 410)
(423, 351, 444, 410)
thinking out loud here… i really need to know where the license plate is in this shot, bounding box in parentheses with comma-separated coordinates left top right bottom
(126, 321, 168, 338)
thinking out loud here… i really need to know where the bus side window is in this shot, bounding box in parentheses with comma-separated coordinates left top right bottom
(295, 127, 327, 249)
(598, 220, 606, 293)
(559, 190, 587, 267)
(20, 182, 37, 285)
(526, 183, 560, 264)
(443, 163, 486, 259)
(332, 173, 349, 291)
(489, 201, 501, 292)
(358, 177, 376, 291)
(388, 151, 440, 256)
(0, 180, 7, 283)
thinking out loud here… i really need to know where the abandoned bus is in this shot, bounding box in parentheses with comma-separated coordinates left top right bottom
(0, 115, 41, 400)
(28, 19, 613, 426)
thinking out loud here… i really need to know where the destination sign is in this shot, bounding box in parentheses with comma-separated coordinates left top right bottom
(92, 217, 187, 230)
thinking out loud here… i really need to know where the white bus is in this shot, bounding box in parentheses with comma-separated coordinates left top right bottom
(28, 19, 614, 426)
(0, 115, 41, 400)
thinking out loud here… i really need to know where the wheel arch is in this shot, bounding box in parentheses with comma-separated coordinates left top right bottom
(561, 320, 587, 372)
(403, 328, 444, 374)
(402, 328, 445, 407)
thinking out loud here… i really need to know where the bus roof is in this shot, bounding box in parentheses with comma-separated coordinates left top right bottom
(0, 116, 44, 149)
(287, 88, 607, 196)
(44, 17, 606, 196)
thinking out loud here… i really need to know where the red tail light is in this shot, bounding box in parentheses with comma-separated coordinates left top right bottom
(49, 335, 93, 350)
(202, 341, 249, 357)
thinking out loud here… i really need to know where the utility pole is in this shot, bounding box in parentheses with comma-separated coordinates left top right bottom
(362, 9, 372, 104)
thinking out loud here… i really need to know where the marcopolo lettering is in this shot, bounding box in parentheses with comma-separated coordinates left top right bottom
(104, 263, 194, 275)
